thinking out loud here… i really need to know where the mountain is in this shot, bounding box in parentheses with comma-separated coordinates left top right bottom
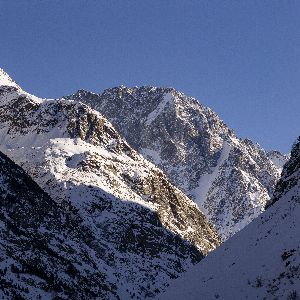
(66, 87, 288, 240)
(160, 137, 300, 300)
(0, 69, 220, 299)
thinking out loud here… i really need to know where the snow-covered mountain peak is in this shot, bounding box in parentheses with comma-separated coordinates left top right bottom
(0, 69, 44, 106)
(0, 68, 21, 89)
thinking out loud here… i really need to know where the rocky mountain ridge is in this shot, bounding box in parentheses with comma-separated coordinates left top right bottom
(66, 86, 289, 240)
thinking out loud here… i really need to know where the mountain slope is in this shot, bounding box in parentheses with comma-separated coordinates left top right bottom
(0, 150, 118, 299)
(0, 69, 220, 299)
(161, 137, 300, 300)
(66, 87, 288, 240)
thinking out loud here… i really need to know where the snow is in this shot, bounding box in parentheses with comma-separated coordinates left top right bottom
(191, 141, 231, 210)
(145, 92, 173, 125)
(141, 147, 162, 165)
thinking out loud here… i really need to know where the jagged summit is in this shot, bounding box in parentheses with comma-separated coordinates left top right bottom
(72, 86, 181, 104)
(66, 86, 288, 240)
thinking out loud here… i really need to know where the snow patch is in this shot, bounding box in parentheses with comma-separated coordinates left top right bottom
(145, 93, 173, 126)
(191, 141, 231, 210)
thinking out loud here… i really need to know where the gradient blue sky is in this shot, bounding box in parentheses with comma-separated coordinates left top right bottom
(1, 0, 299, 152)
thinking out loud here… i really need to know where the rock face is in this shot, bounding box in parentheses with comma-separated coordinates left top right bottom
(160, 137, 300, 300)
(0, 69, 220, 299)
(66, 87, 288, 240)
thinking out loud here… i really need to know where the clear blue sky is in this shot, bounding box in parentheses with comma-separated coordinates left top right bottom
(1, 0, 299, 152)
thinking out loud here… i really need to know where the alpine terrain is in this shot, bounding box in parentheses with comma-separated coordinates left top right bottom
(66, 87, 289, 240)
(0, 68, 220, 299)
(161, 137, 300, 300)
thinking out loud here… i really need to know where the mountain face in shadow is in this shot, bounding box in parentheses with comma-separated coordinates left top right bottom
(161, 137, 300, 300)
(0, 150, 117, 299)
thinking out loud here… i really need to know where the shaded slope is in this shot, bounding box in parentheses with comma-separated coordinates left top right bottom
(0, 151, 117, 299)
(161, 137, 300, 300)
